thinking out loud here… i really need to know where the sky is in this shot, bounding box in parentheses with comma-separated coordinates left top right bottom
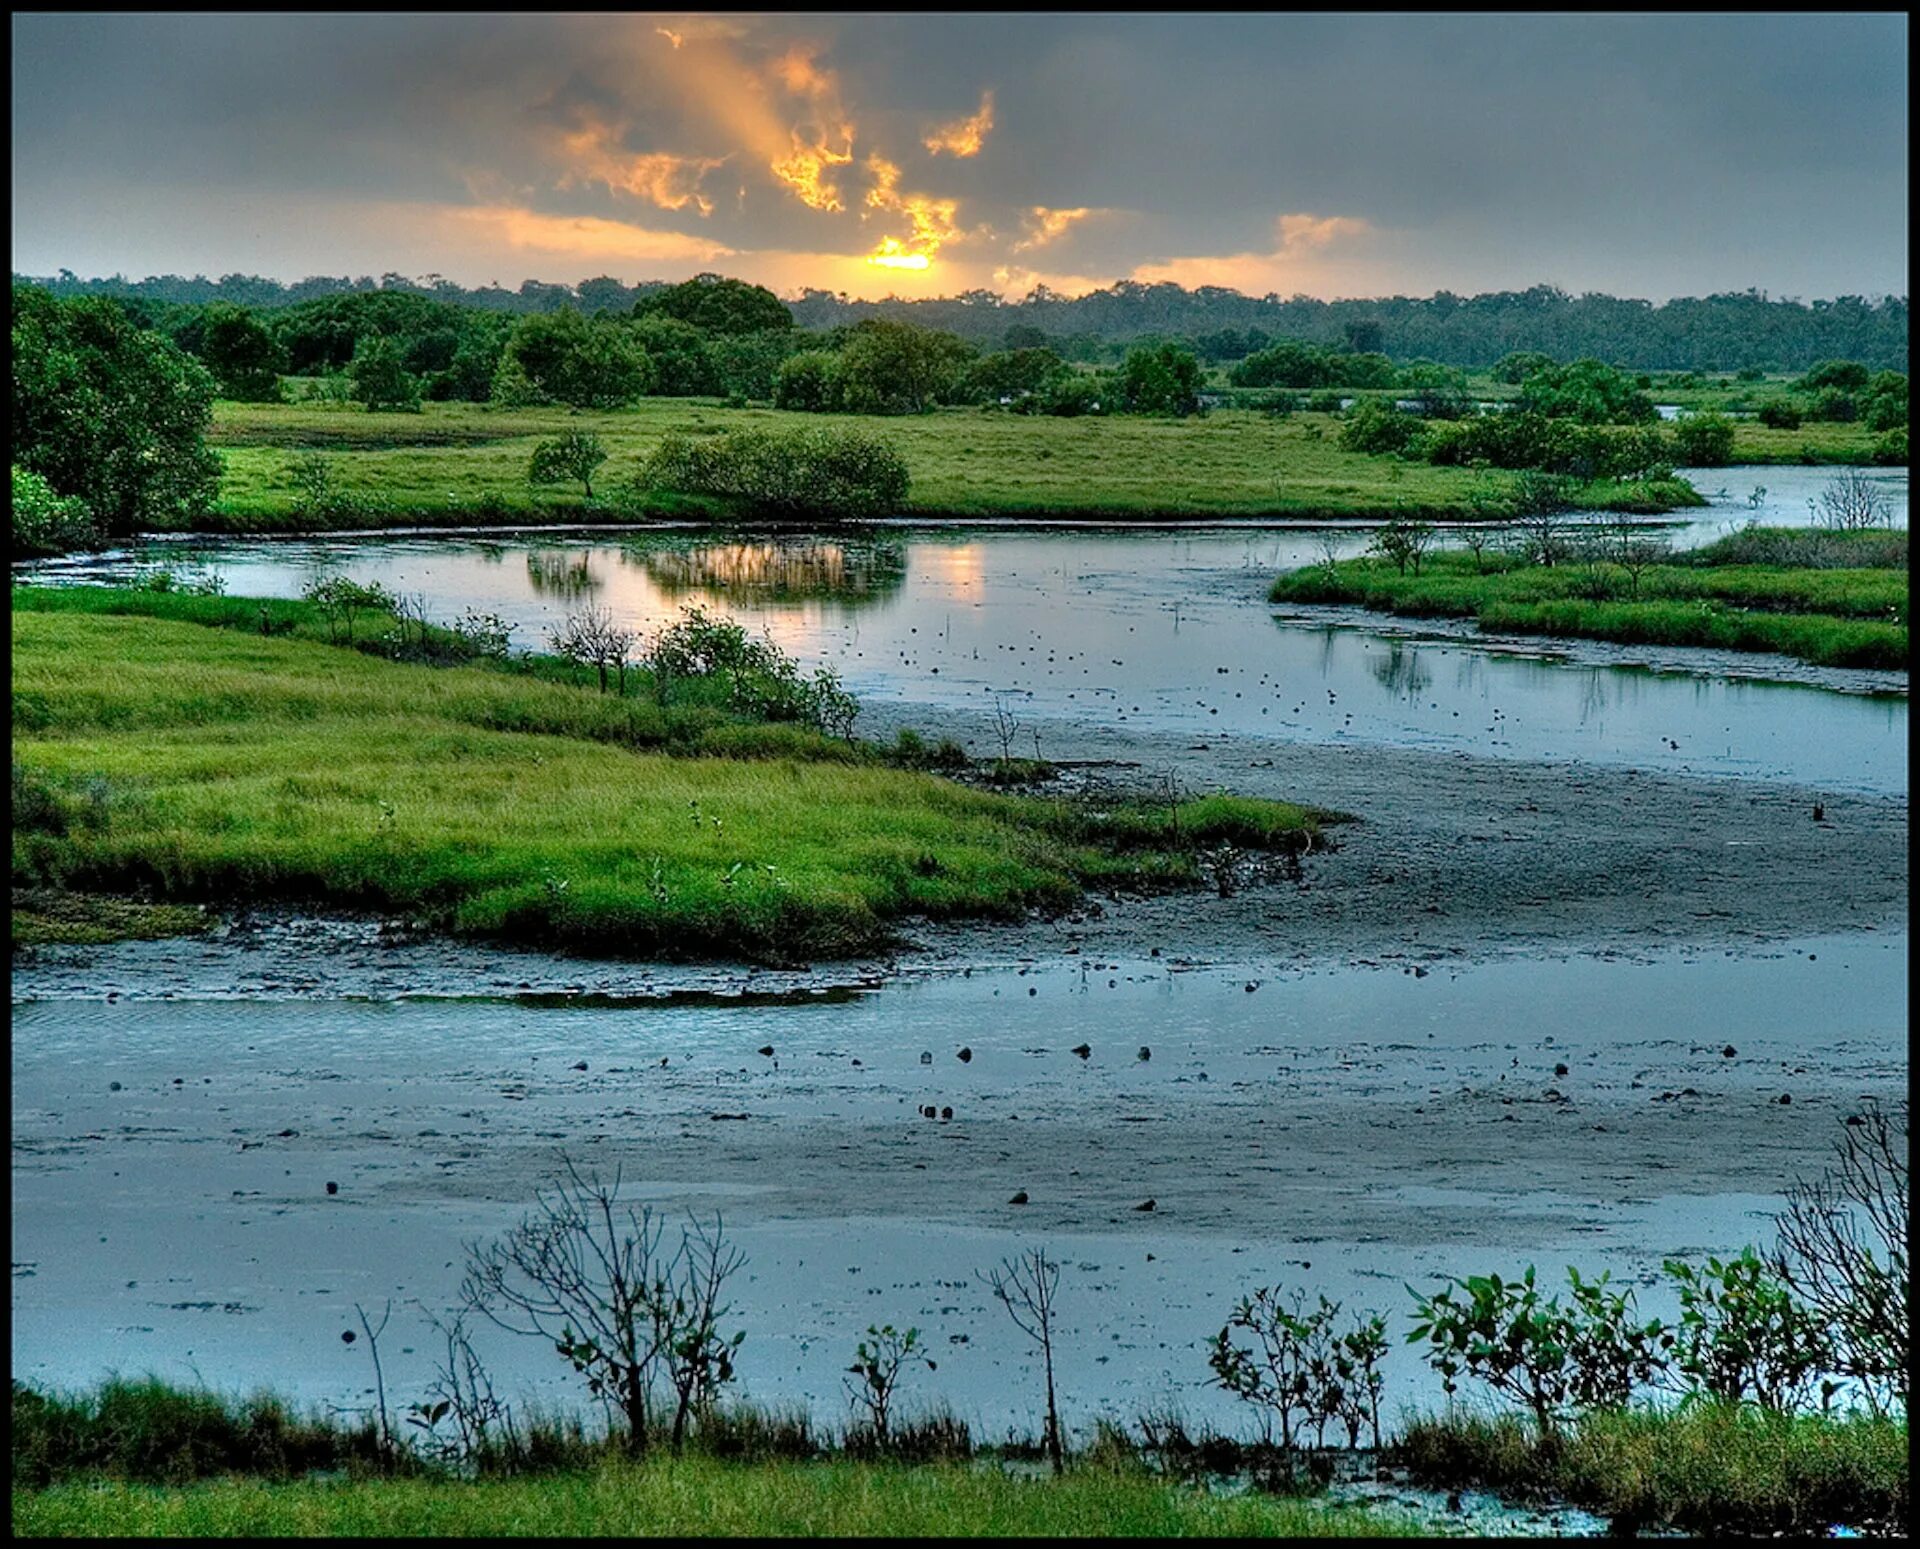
(9, 11, 1909, 302)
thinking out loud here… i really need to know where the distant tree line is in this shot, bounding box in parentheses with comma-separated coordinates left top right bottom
(17, 271, 1908, 372)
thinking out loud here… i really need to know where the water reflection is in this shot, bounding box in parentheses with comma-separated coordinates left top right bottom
(525, 550, 601, 598)
(1369, 639, 1433, 699)
(628, 537, 907, 610)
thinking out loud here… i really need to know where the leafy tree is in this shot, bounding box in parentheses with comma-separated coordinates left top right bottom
(1516, 358, 1658, 424)
(528, 432, 609, 500)
(1757, 398, 1803, 430)
(1339, 399, 1422, 455)
(632, 273, 793, 335)
(1118, 341, 1203, 415)
(10, 284, 221, 534)
(832, 319, 974, 414)
(707, 330, 804, 401)
(1038, 373, 1105, 416)
(494, 309, 653, 409)
(1492, 350, 1555, 384)
(1859, 371, 1908, 433)
(198, 302, 286, 400)
(348, 335, 422, 411)
(1229, 339, 1334, 389)
(1342, 318, 1385, 355)
(1798, 359, 1871, 392)
(643, 426, 909, 520)
(1396, 360, 1472, 418)
(632, 316, 721, 397)
(964, 347, 1069, 403)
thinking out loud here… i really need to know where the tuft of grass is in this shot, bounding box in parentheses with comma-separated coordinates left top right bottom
(10, 1455, 1416, 1537)
(1394, 1405, 1908, 1536)
(11, 598, 1336, 961)
(1271, 549, 1909, 668)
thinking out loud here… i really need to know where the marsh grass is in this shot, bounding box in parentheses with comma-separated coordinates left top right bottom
(10, 1457, 1414, 1538)
(186, 400, 1699, 528)
(1271, 550, 1908, 668)
(11, 596, 1337, 959)
(1395, 1405, 1908, 1536)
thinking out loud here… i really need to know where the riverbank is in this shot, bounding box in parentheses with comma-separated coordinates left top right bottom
(177, 401, 1702, 532)
(1269, 546, 1909, 669)
(10, 590, 1338, 958)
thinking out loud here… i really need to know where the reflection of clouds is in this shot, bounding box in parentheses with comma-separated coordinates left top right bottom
(525, 550, 601, 598)
(630, 538, 906, 610)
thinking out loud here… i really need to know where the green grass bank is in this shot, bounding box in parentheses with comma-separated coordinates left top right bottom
(185, 399, 1701, 530)
(11, 588, 1339, 959)
(1269, 543, 1909, 669)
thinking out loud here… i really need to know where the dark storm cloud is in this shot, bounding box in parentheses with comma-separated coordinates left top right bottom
(10, 11, 1907, 299)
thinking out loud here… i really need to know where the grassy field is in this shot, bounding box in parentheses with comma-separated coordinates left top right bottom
(183, 399, 1701, 530)
(11, 588, 1338, 959)
(1270, 548, 1909, 669)
(1396, 1406, 1908, 1537)
(11, 1458, 1410, 1538)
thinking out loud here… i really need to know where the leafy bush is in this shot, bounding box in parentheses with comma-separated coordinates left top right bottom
(1669, 412, 1736, 467)
(1757, 399, 1803, 430)
(1516, 359, 1658, 425)
(1117, 342, 1203, 415)
(1208, 1287, 1388, 1451)
(773, 351, 841, 412)
(493, 309, 654, 409)
(349, 335, 422, 412)
(301, 573, 398, 644)
(1663, 1249, 1833, 1411)
(644, 606, 858, 739)
(1805, 387, 1858, 423)
(1798, 359, 1871, 393)
(1339, 399, 1422, 455)
(1871, 428, 1907, 466)
(11, 466, 102, 556)
(642, 427, 909, 521)
(1492, 350, 1555, 385)
(1407, 1265, 1670, 1433)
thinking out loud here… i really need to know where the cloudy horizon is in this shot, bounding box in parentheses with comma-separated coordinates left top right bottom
(10, 12, 1909, 303)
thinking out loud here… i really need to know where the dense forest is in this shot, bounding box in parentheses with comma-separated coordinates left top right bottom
(17, 270, 1908, 373)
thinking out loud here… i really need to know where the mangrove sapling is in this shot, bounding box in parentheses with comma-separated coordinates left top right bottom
(1605, 518, 1669, 597)
(1662, 1249, 1832, 1412)
(408, 1307, 523, 1474)
(983, 1248, 1066, 1476)
(1406, 1264, 1669, 1436)
(1769, 1100, 1909, 1417)
(349, 1299, 399, 1471)
(843, 1324, 936, 1450)
(657, 1215, 748, 1454)
(991, 696, 1022, 764)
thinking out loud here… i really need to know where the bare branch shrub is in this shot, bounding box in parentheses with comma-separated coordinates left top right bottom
(982, 1248, 1065, 1475)
(1770, 1101, 1908, 1416)
(548, 604, 636, 694)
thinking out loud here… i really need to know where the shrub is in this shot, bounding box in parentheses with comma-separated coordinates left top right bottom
(1757, 399, 1803, 430)
(1798, 359, 1870, 393)
(301, 573, 398, 645)
(11, 466, 103, 556)
(1516, 359, 1658, 425)
(1117, 342, 1203, 415)
(1407, 1265, 1670, 1433)
(1339, 399, 1422, 455)
(1663, 1249, 1833, 1411)
(1805, 387, 1858, 424)
(493, 309, 654, 409)
(1870, 428, 1907, 466)
(1208, 1286, 1388, 1451)
(773, 351, 841, 412)
(642, 426, 909, 520)
(1492, 350, 1556, 385)
(1229, 340, 1334, 389)
(1039, 374, 1106, 417)
(349, 335, 423, 412)
(1669, 412, 1736, 467)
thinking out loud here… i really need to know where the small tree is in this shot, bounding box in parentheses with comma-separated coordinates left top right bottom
(844, 1324, 935, 1449)
(982, 1248, 1065, 1475)
(1369, 518, 1435, 576)
(1662, 1249, 1831, 1412)
(1509, 473, 1578, 566)
(1606, 517, 1669, 597)
(462, 1158, 747, 1457)
(349, 335, 423, 412)
(549, 603, 636, 694)
(529, 432, 608, 501)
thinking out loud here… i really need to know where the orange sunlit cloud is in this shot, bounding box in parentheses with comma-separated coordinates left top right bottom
(923, 90, 994, 157)
(435, 204, 736, 265)
(861, 152, 964, 271)
(1131, 211, 1377, 291)
(1011, 205, 1097, 253)
(555, 110, 727, 215)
